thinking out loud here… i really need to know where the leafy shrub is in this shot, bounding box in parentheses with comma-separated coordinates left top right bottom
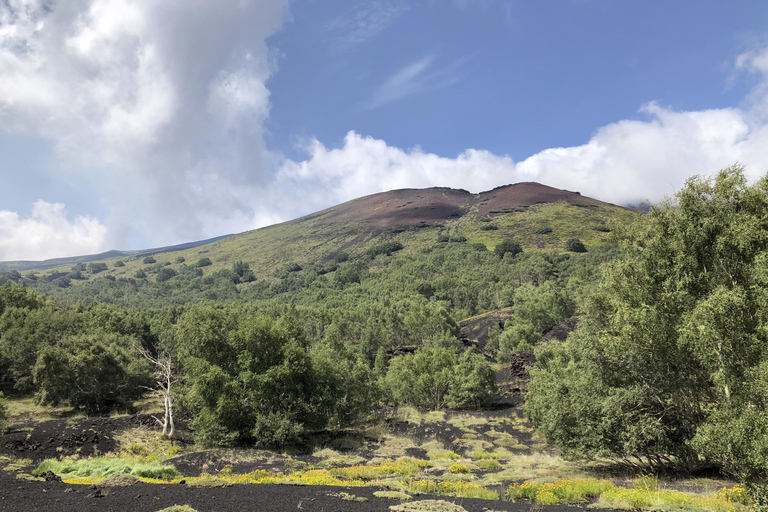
(565, 237, 586, 252)
(88, 262, 108, 273)
(71, 263, 86, 273)
(156, 268, 178, 282)
(479, 224, 498, 231)
(33, 332, 150, 416)
(135, 270, 147, 279)
(437, 235, 450, 243)
(114, 261, 125, 267)
(448, 463, 470, 474)
(367, 241, 404, 258)
(494, 239, 522, 258)
(449, 236, 467, 243)
(385, 336, 496, 409)
(175, 257, 186, 264)
(195, 257, 212, 267)
(476, 459, 501, 471)
(535, 227, 553, 234)
(143, 256, 156, 264)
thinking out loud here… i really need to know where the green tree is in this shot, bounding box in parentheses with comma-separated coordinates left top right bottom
(526, 167, 768, 484)
(565, 238, 587, 252)
(88, 262, 109, 273)
(495, 239, 523, 258)
(385, 335, 496, 409)
(33, 332, 150, 415)
(176, 305, 326, 447)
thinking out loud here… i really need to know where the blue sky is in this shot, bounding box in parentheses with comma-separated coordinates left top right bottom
(1, 0, 768, 260)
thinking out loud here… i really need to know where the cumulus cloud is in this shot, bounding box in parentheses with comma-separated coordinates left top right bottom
(268, 45, 768, 214)
(3, 0, 768, 261)
(0, 201, 107, 261)
(0, 0, 290, 250)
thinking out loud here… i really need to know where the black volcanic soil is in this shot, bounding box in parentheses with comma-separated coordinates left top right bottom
(0, 469, 589, 512)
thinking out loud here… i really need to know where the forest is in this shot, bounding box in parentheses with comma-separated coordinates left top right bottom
(1, 166, 767, 508)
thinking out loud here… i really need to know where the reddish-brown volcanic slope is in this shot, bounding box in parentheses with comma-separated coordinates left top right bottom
(301, 182, 613, 234)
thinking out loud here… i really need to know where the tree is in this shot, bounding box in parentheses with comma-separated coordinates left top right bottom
(143, 256, 156, 264)
(88, 262, 109, 273)
(385, 335, 496, 409)
(33, 332, 150, 416)
(139, 347, 180, 439)
(495, 239, 523, 258)
(176, 305, 325, 447)
(565, 238, 586, 252)
(195, 257, 212, 268)
(526, 167, 768, 485)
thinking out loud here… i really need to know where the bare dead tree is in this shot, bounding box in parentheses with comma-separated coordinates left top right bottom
(139, 347, 180, 440)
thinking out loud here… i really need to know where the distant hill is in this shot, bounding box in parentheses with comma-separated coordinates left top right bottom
(0, 234, 234, 272)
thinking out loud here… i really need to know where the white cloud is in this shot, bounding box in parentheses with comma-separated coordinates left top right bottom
(0, 201, 107, 261)
(0, 0, 290, 249)
(366, 54, 467, 109)
(270, 48, 768, 216)
(326, 1, 409, 53)
(2, 0, 768, 261)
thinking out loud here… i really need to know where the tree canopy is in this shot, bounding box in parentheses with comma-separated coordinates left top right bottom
(527, 166, 768, 487)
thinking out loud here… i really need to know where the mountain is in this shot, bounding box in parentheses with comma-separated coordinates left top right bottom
(1, 182, 636, 304)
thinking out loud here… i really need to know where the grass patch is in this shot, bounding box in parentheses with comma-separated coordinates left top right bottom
(446, 415, 489, 429)
(98, 474, 142, 487)
(508, 478, 747, 512)
(186, 474, 232, 488)
(404, 480, 498, 500)
(329, 492, 368, 502)
(375, 491, 412, 500)
(375, 435, 419, 458)
(317, 454, 366, 468)
(35, 456, 181, 480)
(476, 460, 502, 471)
(448, 464, 470, 474)
(430, 452, 461, 461)
(390, 500, 468, 512)
(16, 472, 45, 482)
(115, 427, 183, 460)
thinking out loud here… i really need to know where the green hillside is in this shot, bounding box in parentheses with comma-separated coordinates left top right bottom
(2, 183, 635, 308)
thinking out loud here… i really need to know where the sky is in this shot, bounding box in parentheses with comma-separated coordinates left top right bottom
(2, 1, 768, 261)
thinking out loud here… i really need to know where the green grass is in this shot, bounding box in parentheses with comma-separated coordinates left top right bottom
(34, 457, 181, 480)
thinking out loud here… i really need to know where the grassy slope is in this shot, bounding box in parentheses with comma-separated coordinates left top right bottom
(24, 200, 635, 287)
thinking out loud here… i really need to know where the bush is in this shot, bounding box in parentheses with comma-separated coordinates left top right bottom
(195, 257, 212, 268)
(87, 262, 108, 274)
(385, 336, 496, 409)
(565, 238, 586, 252)
(33, 332, 150, 416)
(448, 463, 470, 474)
(114, 261, 125, 267)
(495, 239, 523, 258)
(156, 268, 178, 282)
(175, 257, 185, 264)
(367, 241, 404, 258)
(135, 270, 147, 279)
